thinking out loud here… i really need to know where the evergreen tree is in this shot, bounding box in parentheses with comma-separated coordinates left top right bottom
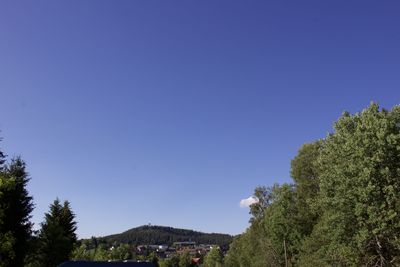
(0, 171, 16, 267)
(37, 198, 77, 267)
(0, 155, 34, 266)
(4, 157, 34, 266)
(60, 201, 77, 246)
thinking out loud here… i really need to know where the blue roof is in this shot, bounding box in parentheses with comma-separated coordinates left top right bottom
(58, 261, 156, 267)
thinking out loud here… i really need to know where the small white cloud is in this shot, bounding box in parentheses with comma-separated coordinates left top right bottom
(239, 196, 259, 208)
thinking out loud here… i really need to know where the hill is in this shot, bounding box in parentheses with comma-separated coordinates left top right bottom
(102, 225, 233, 246)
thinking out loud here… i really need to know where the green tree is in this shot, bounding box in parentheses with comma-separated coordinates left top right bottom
(302, 103, 400, 266)
(148, 251, 159, 267)
(60, 201, 77, 245)
(291, 141, 322, 237)
(4, 158, 34, 266)
(263, 184, 303, 266)
(224, 220, 279, 267)
(179, 251, 193, 267)
(161, 254, 179, 267)
(109, 243, 133, 260)
(93, 245, 108, 261)
(204, 247, 223, 267)
(71, 243, 92, 260)
(0, 172, 16, 267)
(71, 238, 111, 261)
(0, 155, 34, 266)
(249, 186, 273, 222)
(291, 141, 322, 202)
(37, 198, 77, 267)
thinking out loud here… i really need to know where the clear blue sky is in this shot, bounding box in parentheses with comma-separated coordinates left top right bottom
(1, 0, 399, 238)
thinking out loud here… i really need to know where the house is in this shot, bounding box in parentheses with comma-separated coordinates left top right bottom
(173, 241, 196, 249)
(58, 261, 156, 267)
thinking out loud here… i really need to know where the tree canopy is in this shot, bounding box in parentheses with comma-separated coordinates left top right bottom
(225, 103, 400, 266)
(0, 145, 34, 267)
(36, 198, 78, 267)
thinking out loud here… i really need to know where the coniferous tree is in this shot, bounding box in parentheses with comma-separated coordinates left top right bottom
(0, 171, 16, 267)
(0, 143, 14, 266)
(0, 150, 34, 266)
(60, 201, 77, 248)
(4, 157, 34, 267)
(37, 198, 77, 267)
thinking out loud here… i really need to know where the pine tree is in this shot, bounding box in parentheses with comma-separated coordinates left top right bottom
(0, 171, 16, 267)
(37, 198, 77, 267)
(0, 156, 34, 266)
(60, 201, 78, 246)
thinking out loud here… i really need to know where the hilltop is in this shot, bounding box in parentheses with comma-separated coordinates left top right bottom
(101, 225, 233, 246)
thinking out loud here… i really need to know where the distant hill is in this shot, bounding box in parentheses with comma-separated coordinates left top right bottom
(102, 225, 233, 246)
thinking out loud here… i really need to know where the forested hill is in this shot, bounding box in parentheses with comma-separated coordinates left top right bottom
(102, 225, 233, 246)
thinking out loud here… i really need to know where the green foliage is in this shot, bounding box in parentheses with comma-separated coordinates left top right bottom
(291, 141, 321, 202)
(93, 245, 108, 261)
(109, 243, 133, 260)
(36, 198, 78, 267)
(204, 247, 223, 267)
(226, 184, 302, 267)
(161, 254, 180, 267)
(71, 241, 136, 261)
(0, 154, 34, 266)
(301, 103, 400, 266)
(148, 251, 160, 267)
(249, 186, 273, 222)
(104, 225, 232, 246)
(0, 231, 16, 267)
(262, 184, 303, 265)
(179, 251, 193, 267)
(0, 172, 16, 266)
(71, 243, 92, 260)
(225, 103, 400, 266)
(291, 141, 322, 236)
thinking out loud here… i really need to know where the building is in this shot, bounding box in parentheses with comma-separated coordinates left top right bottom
(173, 241, 196, 249)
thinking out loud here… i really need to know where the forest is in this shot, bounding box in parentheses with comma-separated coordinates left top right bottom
(102, 225, 233, 246)
(1, 103, 400, 266)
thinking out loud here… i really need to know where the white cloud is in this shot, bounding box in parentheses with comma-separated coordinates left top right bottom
(239, 196, 259, 208)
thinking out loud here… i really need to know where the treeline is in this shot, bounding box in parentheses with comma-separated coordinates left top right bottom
(159, 247, 223, 267)
(71, 241, 144, 262)
(0, 142, 77, 267)
(103, 225, 233, 247)
(71, 240, 224, 267)
(224, 103, 400, 266)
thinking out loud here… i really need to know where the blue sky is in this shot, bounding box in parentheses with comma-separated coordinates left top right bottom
(1, 1, 399, 238)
